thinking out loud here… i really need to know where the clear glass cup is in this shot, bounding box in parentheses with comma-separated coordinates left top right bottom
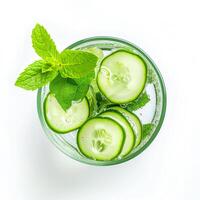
(37, 37, 167, 166)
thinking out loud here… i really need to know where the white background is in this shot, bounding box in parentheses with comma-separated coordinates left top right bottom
(0, 0, 200, 199)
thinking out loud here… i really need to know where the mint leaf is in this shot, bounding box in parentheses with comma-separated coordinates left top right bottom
(32, 24, 60, 63)
(73, 72, 95, 100)
(49, 73, 94, 110)
(142, 123, 155, 139)
(95, 92, 112, 113)
(147, 68, 154, 83)
(126, 91, 150, 111)
(59, 49, 98, 78)
(15, 60, 58, 90)
(49, 75, 77, 110)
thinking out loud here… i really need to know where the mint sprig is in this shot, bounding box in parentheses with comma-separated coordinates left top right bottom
(15, 24, 98, 110)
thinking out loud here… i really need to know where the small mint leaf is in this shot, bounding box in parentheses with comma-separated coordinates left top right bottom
(49, 75, 77, 110)
(126, 91, 150, 111)
(32, 24, 60, 64)
(73, 72, 95, 100)
(49, 73, 94, 111)
(15, 60, 58, 90)
(142, 123, 155, 139)
(147, 68, 154, 83)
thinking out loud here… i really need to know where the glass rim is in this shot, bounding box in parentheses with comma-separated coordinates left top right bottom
(37, 36, 167, 166)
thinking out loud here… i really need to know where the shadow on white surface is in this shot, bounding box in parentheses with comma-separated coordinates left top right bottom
(18, 115, 147, 199)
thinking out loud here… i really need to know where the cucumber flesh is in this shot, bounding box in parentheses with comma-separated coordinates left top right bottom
(44, 94, 89, 133)
(97, 50, 147, 103)
(100, 110, 135, 157)
(110, 106, 142, 147)
(77, 117, 125, 161)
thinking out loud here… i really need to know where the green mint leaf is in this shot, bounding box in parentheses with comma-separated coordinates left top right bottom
(98, 99, 111, 113)
(147, 68, 154, 83)
(49, 73, 94, 111)
(32, 24, 60, 63)
(72, 72, 95, 100)
(96, 92, 103, 103)
(15, 60, 58, 90)
(142, 123, 155, 139)
(126, 91, 150, 111)
(59, 49, 98, 78)
(49, 75, 77, 110)
(95, 92, 113, 113)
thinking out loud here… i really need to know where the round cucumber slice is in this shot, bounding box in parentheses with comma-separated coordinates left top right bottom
(77, 117, 125, 161)
(97, 50, 147, 103)
(44, 94, 89, 133)
(110, 106, 142, 147)
(100, 110, 135, 157)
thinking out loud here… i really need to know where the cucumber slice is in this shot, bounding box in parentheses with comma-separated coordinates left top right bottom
(77, 117, 125, 161)
(110, 106, 142, 147)
(44, 94, 89, 133)
(100, 110, 135, 157)
(97, 50, 147, 103)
